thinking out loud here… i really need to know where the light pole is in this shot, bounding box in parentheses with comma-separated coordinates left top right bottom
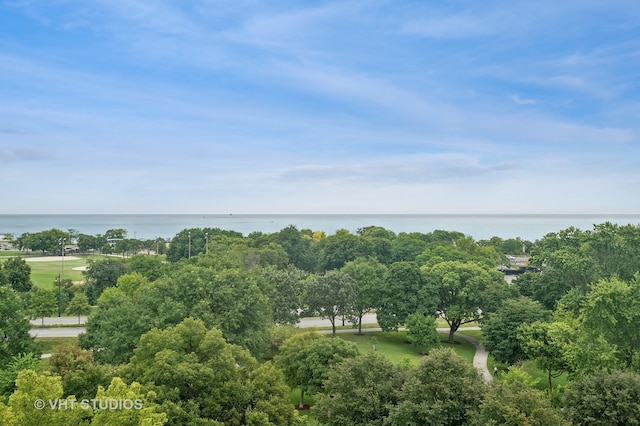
(56, 274, 61, 317)
(188, 232, 191, 259)
(205, 232, 209, 255)
(60, 237, 64, 281)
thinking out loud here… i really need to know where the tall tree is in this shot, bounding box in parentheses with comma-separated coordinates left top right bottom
(376, 261, 436, 331)
(0, 286, 39, 366)
(0, 370, 86, 425)
(2, 257, 32, 292)
(517, 320, 573, 395)
(340, 257, 387, 334)
(482, 297, 550, 365)
(472, 381, 567, 426)
(318, 230, 375, 271)
(406, 312, 440, 354)
(122, 318, 295, 425)
(261, 266, 305, 325)
(275, 331, 359, 409)
(564, 370, 640, 426)
(29, 288, 57, 325)
(84, 257, 127, 304)
(579, 275, 640, 368)
(387, 348, 484, 426)
(303, 270, 357, 336)
(314, 351, 405, 426)
(66, 292, 92, 324)
(427, 260, 511, 343)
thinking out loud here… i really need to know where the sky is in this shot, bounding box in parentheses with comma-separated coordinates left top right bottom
(1, 0, 639, 214)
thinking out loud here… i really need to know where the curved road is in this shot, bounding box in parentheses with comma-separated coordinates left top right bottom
(31, 314, 493, 381)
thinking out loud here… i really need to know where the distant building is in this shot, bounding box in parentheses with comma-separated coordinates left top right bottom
(0, 235, 14, 250)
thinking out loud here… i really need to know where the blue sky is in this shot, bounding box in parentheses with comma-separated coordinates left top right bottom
(1, 1, 639, 214)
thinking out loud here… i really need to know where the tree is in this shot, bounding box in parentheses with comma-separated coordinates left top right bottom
(79, 287, 148, 365)
(318, 230, 375, 271)
(406, 312, 440, 354)
(341, 257, 387, 334)
(275, 331, 359, 409)
(92, 377, 168, 425)
(2, 257, 32, 292)
(66, 292, 92, 324)
(376, 261, 435, 331)
(78, 233, 107, 253)
(0, 369, 85, 425)
(84, 258, 127, 304)
(273, 225, 318, 272)
(122, 318, 296, 425)
(303, 270, 357, 336)
(18, 228, 69, 255)
(427, 260, 511, 343)
(564, 370, 640, 426)
(390, 233, 428, 262)
(29, 289, 57, 325)
(517, 321, 573, 395)
(0, 286, 39, 366)
(387, 348, 484, 426)
(482, 297, 550, 365)
(261, 266, 305, 325)
(0, 353, 39, 396)
(472, 381, 567, 426)
(314, 351, 405, 426)
(580, 275, 640, 368)
(47, 343, 115, 400)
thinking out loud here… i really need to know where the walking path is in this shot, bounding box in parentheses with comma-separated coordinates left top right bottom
(455, 333, 493, 382)
(33, 314, 493, 381)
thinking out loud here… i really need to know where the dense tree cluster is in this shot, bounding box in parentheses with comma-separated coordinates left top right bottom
(3, 221, 640, 424)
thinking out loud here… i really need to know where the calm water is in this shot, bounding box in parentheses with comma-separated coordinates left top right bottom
(1, 214, 639, 241)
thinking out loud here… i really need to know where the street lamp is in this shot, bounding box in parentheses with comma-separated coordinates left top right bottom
(59, 237, 64, 281)
(188, 232, 191, 259)
(205, 232, 209, 255)
(56, 274, 61, 317)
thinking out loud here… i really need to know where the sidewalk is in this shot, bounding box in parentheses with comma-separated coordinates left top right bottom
(30, 316, 87, 326)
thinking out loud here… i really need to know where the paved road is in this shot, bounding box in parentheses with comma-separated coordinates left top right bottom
(31, 313, 492, 381)
(30, 327, 87, 338)
(30, 316, 87, 326)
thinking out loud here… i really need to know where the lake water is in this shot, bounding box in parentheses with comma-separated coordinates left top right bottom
(2, 214, 640, 242)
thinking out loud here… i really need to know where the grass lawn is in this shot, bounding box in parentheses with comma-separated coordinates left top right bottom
(335, 330, 477, 366)
(36, 337, 79, 353)
(11, 254, 111, 289)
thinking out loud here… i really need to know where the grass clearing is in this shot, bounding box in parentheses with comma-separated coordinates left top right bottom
(36, 337, 79, 353)
(335, 331, 477, 366)
(2, 254, 114, 289)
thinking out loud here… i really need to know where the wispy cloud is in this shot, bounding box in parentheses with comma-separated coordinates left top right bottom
(0, 149, 51, 162)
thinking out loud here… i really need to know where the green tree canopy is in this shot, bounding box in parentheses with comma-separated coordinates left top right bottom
(0, 286, 39, 366)
(122, 318, 295, 425)
(427, 260, 512, 343)
(274, 331, 359, 409)
(2, 257, 33, 292)
(387, 347, 484, 426)
(341, 257, 388, 334)
(303, 270, 357, 336)
(84, 258, 127, 304)
(376, 261, 435, 331)
(482, 297, 550, 365)
(564, 370, 640, 426)
(472, 381, 567, 426)
(314, 351, 405, 426)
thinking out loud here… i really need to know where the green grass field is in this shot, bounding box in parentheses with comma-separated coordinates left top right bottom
(335, 330, 477, 366)
(0, 254, 110, 289)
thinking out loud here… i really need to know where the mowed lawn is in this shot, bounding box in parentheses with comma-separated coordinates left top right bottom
(336, 330, 477, 366)
(3, 254, 109, 289)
